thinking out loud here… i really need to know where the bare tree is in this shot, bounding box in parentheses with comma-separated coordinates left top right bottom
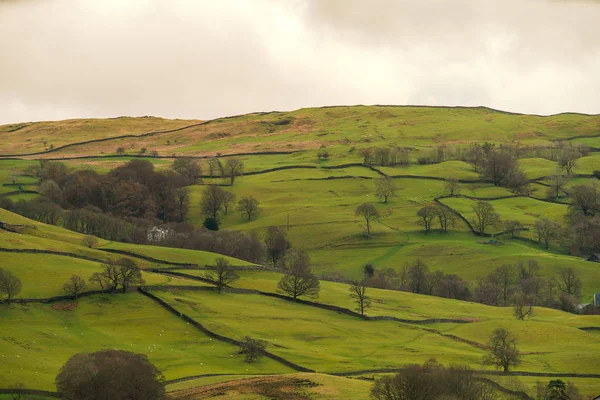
(407, 259, 429, 294)
(277, 250, 320, 300)
(534, 218, 562, 249)
(416, 205, 437, 232)
(237, 195, 261, 220)
(558, 147, 581, 176)
(172, 158, 203, 185)
(495, 264, 514, 306)
(503, 220, 523, 238)
(375, 177, 397, 203)
(471, 201, 500, 235)
(63, 275, 87, 299)
(349, 280, 372, 316)
(208, 257, 240, 293)
(555, 267, 582, 297)
(264, 226, 290, 266)
(0, 269, 22, 304)
(355, 203, 380, 237)
(0, 268, 22, 304)
(174, 187, 190, 222)
(569, 183, 599, 216)
(434, 204, 456, 232)
(118, 258, 144, 293)
(444, 177, 461, 196)
(221, 191, 236, 215)
(483, 327, 520, 373)
(224, 157, 244, 185)
(207, 157, 220, 177)
(546, 173, 569, 200)
(200, 185, 227, 219)
(481, 149, 518, 187)
(513, 293, 534, 320)
(89, 272, 110, 293)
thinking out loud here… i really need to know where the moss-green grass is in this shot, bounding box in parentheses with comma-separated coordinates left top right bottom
(0, 293, 289, 391)
(151, 289, 486, 372)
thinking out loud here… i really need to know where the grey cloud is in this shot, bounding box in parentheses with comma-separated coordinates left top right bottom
(0, 0, 599, 124)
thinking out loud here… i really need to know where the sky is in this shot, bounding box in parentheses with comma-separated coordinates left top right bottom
(0, 0, 599, 124)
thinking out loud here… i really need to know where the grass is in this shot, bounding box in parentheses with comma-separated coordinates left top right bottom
(151, 288, 600, 376)
(101, 242, 255, 267)
(151, 289, 486, 372)
(2, 106, 600, 396)
(0, 293, 289, 391)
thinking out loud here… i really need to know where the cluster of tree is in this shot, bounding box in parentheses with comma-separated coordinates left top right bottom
(362, 260, 583, 315)
(360, 146, 411, 166)
(416, 203, 456, 233)
(30, 159, 192, 222)
(467, 145, 531, 194)
(0, 268, 22, 303)
(55, 350, 166, 400)
(474, 261, 582, 315)
(564, 182, 600, 255)
(200, 185, 261, 229)
(363, 260, 471, 301)
(536, 379, 583, 400)
(90, 258, 144, 293)
(371, 359, 501, 400)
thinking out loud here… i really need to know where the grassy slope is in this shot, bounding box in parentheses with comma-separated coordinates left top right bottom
(0, 117, 201, 155)
(1, 107, 600, 395)
(0, 293, 289, 390)
(2, 106, 598, 159)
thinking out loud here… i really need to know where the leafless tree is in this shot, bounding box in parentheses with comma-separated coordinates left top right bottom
(200, 185, 227, 219)
(546, 173, 569, 200)
(471, 201, 500, 235)
(63, 275, 87, 299)
(0, 269, 22, 303)
(221, 191, 236, 215)
(558, 147, 582, 175)
(375, 177, 397, 203)
(534, 218, 562, 249)
(483, 327, 520, 373)
(444, 177, 461, 196)
(355, 203, 380, 237)
(172, 158, 203, 184)
(513, 293, 534, 320)
(503, 220, 523, 238)
(208, 257, 240, 293)
(207, 157, 220, 177)
(264, 226, 290, 266)
(224, 157, 244, 185)
(89, 272, 110, 293)
(416, 205, 437, 232)
(434, 204, 456, 232)
(349, 280, 372, 316)
(555, 267, 582, 297)
(495, 264, 514, 306)
(237, 195, 261, 220)
(277, 249, 320, 300)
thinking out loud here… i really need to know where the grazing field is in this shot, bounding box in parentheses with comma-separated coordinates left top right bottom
(1, 106, 600, 397)
(0, 293, 288, 391)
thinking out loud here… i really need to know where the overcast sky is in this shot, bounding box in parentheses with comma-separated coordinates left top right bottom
(1, 0, 599, 124)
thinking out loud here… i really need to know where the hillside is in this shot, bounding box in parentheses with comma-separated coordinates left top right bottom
(1, 106, 600, 398)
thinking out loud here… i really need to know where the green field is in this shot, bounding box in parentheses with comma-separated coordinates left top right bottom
(1, 106, 600, 398)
